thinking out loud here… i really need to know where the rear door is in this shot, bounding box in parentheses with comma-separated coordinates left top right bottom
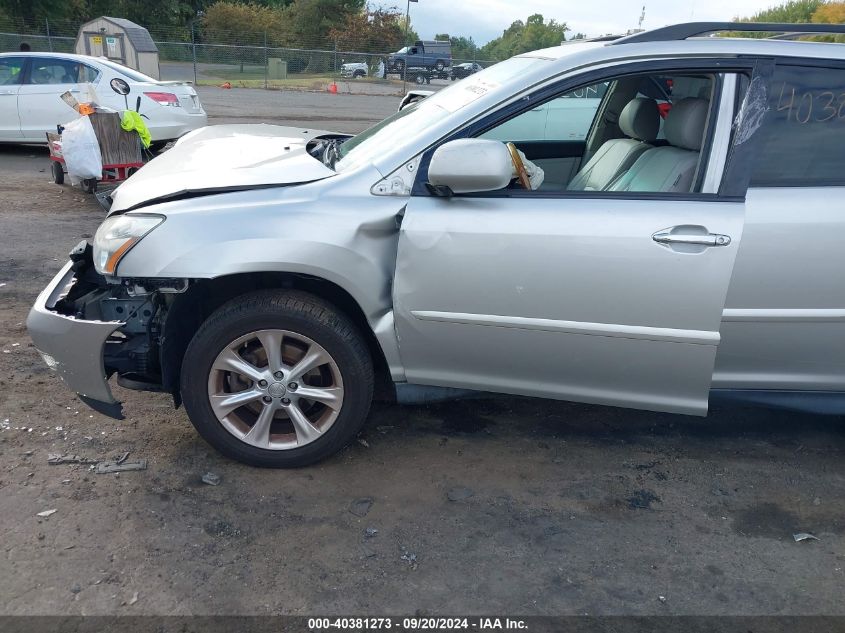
(0, 56, 25, 140)
(393, 60, 764, 416)
(17, 57, 99, 141)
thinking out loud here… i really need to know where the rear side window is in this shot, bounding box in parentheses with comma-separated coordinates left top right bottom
(751, 64, 845, 187)
(0, 57, 25, 85)
(28, 58, 98, 85)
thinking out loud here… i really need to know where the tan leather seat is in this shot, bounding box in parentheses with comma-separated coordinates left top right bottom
(567, 97, 660, 191)
(610, 97, 709, 193)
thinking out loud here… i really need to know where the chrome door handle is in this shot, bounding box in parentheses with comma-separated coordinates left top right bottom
(653, 230, 731, 247)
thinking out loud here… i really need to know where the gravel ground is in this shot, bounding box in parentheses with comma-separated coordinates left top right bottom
(0, 90, 844, 617)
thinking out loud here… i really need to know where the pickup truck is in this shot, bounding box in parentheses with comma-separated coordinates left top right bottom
(388, 40, 451, 73)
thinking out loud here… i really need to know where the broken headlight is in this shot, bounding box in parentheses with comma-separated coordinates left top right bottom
(93, 214, 164, 276)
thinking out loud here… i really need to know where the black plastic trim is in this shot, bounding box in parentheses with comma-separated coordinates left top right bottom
(612, 22, 845, 45)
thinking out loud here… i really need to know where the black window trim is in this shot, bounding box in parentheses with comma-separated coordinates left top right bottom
(411, 56, 763, 203)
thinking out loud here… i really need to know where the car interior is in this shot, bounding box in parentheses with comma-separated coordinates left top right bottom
(479, 72, 720, 194)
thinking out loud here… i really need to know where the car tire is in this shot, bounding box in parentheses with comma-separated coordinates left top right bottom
(180, 290, 374, 468)
(51, 161, 64, 185)
(415, 74, 426, 85)
(435, 60, 445, 72)
(353, 71, 365, 79)
(81, 178, 97, 193)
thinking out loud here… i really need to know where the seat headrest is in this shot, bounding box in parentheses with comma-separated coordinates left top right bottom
(618, 97, 659, 142)
(665, 98, 709, 151)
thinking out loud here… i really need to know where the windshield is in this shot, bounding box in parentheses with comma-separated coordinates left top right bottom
(334, 56, 549, 173)
(395, 47, 409, 54)
(96, 58, 159, 83)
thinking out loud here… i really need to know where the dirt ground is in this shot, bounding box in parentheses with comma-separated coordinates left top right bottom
(0, 93, 844, 617)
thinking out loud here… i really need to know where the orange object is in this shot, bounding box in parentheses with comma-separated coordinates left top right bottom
(220, 82, 231, 89)
(78, 103, 95, 116)
(328, 82, 338, 94)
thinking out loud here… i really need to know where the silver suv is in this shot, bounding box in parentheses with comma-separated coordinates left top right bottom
(28, 22, 845, 467)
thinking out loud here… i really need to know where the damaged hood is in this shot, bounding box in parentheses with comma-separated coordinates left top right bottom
(109, 124, 337, 213)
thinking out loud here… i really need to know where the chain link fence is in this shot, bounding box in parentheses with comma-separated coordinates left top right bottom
(0, 16, 495, 91)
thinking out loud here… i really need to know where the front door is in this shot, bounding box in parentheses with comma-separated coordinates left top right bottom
(0, 56, 25, 140)
(393, 65, 759, 416)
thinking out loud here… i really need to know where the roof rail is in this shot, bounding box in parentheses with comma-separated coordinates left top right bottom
(610, 21, 845, 45)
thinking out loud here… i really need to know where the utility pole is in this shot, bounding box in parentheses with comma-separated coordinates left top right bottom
(638, 5, 646, 31)
(402, 0, 419, 92)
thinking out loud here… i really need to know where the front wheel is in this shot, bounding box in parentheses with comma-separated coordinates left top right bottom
(180, 290, 374, 467)
(435, 60, 445, 72)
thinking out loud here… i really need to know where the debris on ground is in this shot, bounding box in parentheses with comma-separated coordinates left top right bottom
(357, 438, 370, 448)
(48, 454, 98, 465)
(793, 532, 819, 542)
(447, 486, 474, 502)
(70, 584, 81, 594)
(116, 451, 131, 465)
(36, 509, 58, 518)
(658, 595, 667, 604)
(350, 497, 374, 517)
(400, 549, 418, 568)
(201, 472, 222, 486)
(95, 459, 147, 474)
(128, 591, 139, 605)
(364, 527, 379, 538)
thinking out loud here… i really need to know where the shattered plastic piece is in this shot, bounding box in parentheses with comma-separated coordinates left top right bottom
(95, 460, 147, 474)
(793, 532, 819, 542)
(400, 549, 418, 567)
(358, 438, 370, 448)
(201, 472, 222, 486)
(48, 453, 99, 465)
(37, 509, 58, 518)
(128, 591, 139, 605)
(658, 595, 667, 604)
(364, 527, 379, 538)
(116, 451, 130, 465)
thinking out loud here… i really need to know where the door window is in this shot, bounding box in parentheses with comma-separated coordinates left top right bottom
(27, 58, 98, 85)
(750, 64, 845, 187)
(0, 57, 25, 85)
(474, 72, 717, 193)
(481, 82, 608, 142)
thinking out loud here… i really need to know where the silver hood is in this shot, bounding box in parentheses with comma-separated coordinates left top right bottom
(109, 124, 337, 213)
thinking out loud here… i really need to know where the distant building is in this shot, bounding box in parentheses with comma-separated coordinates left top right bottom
(75, 17, 160, 79)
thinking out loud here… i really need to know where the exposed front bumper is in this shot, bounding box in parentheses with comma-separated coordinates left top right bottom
(27, 262, 125, 406)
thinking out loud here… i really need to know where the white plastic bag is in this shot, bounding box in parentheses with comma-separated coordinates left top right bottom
(61, 116, 102, 185)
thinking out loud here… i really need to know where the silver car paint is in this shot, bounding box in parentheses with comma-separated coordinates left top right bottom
(109, 124, 336, 212)
(115, 165, 407, 381)
(27, 262, 124, 404)
(28, 37, 845, 413)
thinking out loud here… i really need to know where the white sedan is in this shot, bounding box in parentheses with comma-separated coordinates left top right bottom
(0, 52, 207, 146)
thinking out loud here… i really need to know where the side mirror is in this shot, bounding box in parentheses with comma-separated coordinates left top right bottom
(110, 77, 130, 95)
(427, 139, 512, 194)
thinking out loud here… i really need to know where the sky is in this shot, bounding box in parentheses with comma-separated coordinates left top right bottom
(406, 0, 783, 44)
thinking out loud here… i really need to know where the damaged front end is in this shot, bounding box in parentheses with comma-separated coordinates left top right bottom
(27, 240, 180, 418)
